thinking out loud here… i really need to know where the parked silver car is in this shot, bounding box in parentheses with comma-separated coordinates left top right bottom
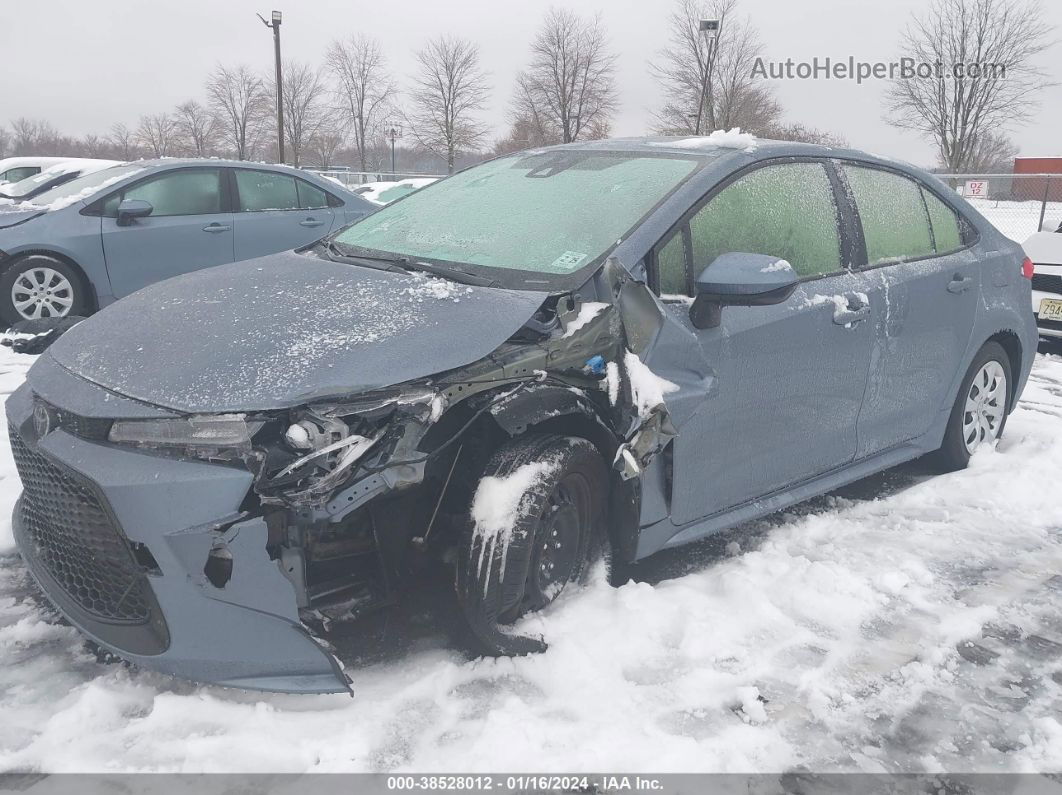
(0, 159, 375, 323)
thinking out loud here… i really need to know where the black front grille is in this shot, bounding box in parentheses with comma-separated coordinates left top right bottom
(1032, 273, 1062, 295)
(11, 428, 151, 623)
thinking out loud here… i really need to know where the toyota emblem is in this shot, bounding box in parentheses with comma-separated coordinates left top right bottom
(32, 402, 54, 439)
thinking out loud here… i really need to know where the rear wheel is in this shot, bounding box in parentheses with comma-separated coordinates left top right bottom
(0, 254, 87, 324)
(456, 434, 607, 656)
(933, 341, 1012, 471)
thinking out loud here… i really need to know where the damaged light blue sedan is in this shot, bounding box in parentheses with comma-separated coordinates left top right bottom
(7, 136, 1037, 693)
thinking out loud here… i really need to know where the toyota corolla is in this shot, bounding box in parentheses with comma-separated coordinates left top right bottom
(7, 136, 1037, 692)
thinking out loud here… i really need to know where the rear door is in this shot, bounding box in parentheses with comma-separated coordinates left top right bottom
(643, 160, 874, 525)
(230, 169, 336, 261)
(101, 167, 234, 298)
(838, 163, 979, 455)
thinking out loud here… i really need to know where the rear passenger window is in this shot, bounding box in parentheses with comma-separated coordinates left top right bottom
(119, 169, 222, 216)
(236, 170, 299, 211)
(297, 180, 329, 209)
(689, 162, 842, 278)
(922, 189, 963, 253)
(3, 167, 39, 183)
(845, 165, 934, 265)
(656, 232, 687, 296)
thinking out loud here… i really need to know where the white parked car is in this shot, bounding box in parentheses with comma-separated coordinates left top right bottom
(1024, 216, 1062, 341)
(0, 157, 75, 186)
(353, 177, 439, 205)
(0, 158, 121, 202)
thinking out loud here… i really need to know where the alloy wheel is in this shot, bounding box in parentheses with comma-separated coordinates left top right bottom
(962, 360, 1007, 453)
(11, 267, 75, 320)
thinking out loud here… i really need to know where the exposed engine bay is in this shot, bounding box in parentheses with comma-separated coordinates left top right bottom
(182, 260, 682, 660)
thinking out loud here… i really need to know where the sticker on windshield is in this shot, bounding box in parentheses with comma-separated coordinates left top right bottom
(549, 251, 588, 272)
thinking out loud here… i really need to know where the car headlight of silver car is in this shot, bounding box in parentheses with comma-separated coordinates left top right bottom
(108, 414, 261, 461)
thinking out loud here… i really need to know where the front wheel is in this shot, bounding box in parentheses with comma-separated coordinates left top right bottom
(456, 434, 607, 656)
(0, 254, 87, 324)
(933, 341, 1012, 471)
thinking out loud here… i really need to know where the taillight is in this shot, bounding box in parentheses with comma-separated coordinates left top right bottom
(1022, 257, 1035, 279)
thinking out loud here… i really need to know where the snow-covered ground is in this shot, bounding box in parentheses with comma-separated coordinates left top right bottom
(2, 346, 1062, 773)
(971, 198, 1062, 244)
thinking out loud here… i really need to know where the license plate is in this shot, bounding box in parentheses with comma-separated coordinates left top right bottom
(1040, 298, 1062, 322)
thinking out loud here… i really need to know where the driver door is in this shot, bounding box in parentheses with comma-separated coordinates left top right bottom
(641, 160, 873, 526)
(101, 167, 235, 298)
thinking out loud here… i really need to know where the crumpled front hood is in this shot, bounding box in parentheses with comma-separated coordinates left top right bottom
(47, 251, 549, 413)
(0, 208, 44, 229)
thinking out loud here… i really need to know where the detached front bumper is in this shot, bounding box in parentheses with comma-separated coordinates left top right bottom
(6, 376, 349, 694)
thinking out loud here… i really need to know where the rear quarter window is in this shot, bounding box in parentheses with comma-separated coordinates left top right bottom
(922, 189, 963, 253)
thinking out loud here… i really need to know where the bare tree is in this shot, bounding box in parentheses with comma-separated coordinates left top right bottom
(963, 130, 1021, 172)
(136, 113, 176, 158)
(108, 123, 138, 160)
(326, 34, 397, 171)
(172, 100, 216, 157)
(762, 122, 849, 148)
(9, 118, 62, 155)
(886, 0, 1054, 172)
(206, 64, 268, 160)
(0, 126, 9, 159)
(80, 133, 109, 157)
(305, 121, 349, 169)
(407, 36, 490, 174)
(512, 9, 618, 144)
(652, 0, 781, 135)
(267, 61, 329, 166)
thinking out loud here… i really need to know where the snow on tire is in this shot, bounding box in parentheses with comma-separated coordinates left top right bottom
(456, 433, 607, 657)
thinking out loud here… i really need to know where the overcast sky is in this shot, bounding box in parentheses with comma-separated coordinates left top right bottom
(3, 0, 1060, 167)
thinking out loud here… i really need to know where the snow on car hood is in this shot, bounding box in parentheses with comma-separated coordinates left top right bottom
(47, 251, 549, 413)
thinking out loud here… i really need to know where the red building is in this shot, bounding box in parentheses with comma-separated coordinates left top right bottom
(1013, 157, 1062, 201)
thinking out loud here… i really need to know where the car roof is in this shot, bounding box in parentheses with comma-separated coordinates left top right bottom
(132, 158, 331, 174)
(527, 135, 927, 176)
(0, 156, 72, 170)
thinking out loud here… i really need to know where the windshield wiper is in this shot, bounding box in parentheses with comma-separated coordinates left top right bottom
(323, 241, 497, 287)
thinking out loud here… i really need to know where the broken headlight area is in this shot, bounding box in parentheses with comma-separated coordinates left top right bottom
(253, 389, 446, 506)
(107, 414, 264, 464)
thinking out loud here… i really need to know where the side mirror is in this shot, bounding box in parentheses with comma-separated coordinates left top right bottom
(689, 252, 800, 330)
(1041, 216, 1061, 233)
(116, 199, 153, 226)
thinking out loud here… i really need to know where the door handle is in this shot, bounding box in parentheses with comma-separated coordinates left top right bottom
(947, 274, 973, 293)
(832, 305, 870, 326)
(203, 223, 231, 233)
(299, 218, 325, 228)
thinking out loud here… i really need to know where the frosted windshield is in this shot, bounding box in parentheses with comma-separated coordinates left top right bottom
(336, 152, 700, 275)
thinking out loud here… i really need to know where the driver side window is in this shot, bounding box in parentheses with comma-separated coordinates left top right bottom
(690, 162, 842, 279)
(103, 169, 223, 217)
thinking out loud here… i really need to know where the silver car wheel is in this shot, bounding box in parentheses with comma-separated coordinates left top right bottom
(962, 360, 1007, 454)
(11, 267, 75, 320)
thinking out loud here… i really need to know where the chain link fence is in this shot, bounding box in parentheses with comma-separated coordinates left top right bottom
(937, 173, 1061, 243)
(307, 169, 444, 188)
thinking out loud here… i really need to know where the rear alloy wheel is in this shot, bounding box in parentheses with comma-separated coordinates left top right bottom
(456, 434, 607, 656)
(0, 255, 86, 324)
(933, 341, 1013, 471)
(962, 360, 1008, 454)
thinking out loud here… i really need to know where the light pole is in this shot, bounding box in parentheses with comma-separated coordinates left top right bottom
(388, 127, 400, 175)
(257, 10, 285, 164)
(694, 18, 721, 136)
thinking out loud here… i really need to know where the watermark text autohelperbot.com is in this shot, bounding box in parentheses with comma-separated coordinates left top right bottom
(751, 57, 1007, 83)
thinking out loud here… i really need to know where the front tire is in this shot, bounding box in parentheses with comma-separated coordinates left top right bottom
(456, 434, 607, 656)
(0, 254, 87, 325)
(933, 341, 1013, 471)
